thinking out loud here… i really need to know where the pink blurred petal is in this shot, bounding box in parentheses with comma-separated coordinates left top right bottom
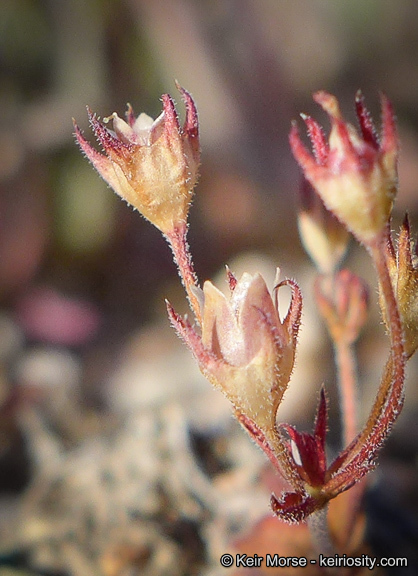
(16, 287, 101, 346)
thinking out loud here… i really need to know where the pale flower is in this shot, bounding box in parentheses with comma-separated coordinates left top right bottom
(167, 269, 302, 435)
(290, 91, 398, 245)
(73, 84, 200, 235)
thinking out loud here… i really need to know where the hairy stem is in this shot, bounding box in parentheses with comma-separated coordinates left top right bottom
(354, 231, 405, 446)
(308, 506, 337, 573)
(372, 232, 405, 372)
(165, 223, 202, 324)
(329, 230, 405, 473)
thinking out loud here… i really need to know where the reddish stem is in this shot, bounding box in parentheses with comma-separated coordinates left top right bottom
(330, 230, 405, 472)
(355, 231, 405, 446)
(335, 339, 359, 447)
(165, 223, 202, 324)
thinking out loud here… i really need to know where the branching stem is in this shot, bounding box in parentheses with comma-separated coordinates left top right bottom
(332, 230, 406, 470)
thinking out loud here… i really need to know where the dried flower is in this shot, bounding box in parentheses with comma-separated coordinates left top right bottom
(167, 269, 302, 436)
(380, 215, 418, 357)
(73, 84, 200, 235)
(290, 91, 398, 245)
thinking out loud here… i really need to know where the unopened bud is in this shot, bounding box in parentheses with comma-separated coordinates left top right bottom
(315, 269, 369, 344)
(298, 179, 350, 274)
(380, 215, 418, 357)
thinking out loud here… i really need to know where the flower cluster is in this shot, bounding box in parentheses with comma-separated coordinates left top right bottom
(75, 85, 415, 542)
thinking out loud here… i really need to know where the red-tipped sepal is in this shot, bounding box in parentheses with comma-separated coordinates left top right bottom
(290, 91, 399, 245)
(280, 387, 328, 487)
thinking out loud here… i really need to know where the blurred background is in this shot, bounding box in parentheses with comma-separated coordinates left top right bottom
(1, 1, 418, 574)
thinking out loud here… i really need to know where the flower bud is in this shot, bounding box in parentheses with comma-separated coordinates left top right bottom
(380, 215, 418, 357)
(298, 178, 350, 274)
(315, 269, 369, 345)
(290, 91, 399, 245)
(74, 84, 200, 235)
